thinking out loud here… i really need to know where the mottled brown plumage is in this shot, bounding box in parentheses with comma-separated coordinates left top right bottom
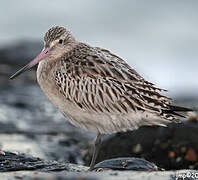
(10, 26, 192, 170)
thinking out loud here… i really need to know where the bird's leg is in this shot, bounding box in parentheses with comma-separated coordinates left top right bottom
(89, 133, 102, 171)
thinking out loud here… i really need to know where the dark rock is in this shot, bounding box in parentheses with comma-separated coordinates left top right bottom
(0, 151, 87, 172)
(84, 122, 198, 170)
(93, 157, 161, 171)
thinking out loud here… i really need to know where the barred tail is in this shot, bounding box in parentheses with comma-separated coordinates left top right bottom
(162, 104, 193, 118)
(168, 105, 193, 112)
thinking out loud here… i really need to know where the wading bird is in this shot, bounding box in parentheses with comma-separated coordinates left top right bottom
(10, 26, 192, 170)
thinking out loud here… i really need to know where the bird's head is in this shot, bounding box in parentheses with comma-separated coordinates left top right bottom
(10, 26, 76, 79)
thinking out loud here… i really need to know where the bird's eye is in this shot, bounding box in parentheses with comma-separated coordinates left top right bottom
(58, 39, 63, 44)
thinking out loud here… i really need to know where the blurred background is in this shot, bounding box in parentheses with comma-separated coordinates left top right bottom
(0, 0, 198, 171)
(0, 0, 198, 97)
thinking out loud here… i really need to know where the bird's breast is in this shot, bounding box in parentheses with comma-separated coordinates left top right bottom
(37, 61, 86, 121)
(37, 61, 65, 109)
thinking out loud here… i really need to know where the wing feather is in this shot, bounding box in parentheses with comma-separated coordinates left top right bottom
(54, 43, 191, 123)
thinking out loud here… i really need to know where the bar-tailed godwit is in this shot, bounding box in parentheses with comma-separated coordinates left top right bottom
(10, 26, 192, 170)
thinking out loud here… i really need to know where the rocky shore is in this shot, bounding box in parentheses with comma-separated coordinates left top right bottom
(0, 42, 198, 179)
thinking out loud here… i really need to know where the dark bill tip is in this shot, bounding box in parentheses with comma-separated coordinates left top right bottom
(9, 64, 29, 80)
(9, 47, 50, 80)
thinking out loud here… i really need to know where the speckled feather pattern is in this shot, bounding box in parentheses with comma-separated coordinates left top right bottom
(37, 26, 189, 134)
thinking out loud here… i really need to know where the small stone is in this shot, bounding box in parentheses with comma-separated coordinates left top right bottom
(132, 144, 142, 153)
(176, 157, 182, 162)
(168, 151, 175, 159)
(121, 161, 127, 168)
(185, 148, 197, 162)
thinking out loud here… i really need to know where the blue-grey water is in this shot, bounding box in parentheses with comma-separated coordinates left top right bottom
(1, 0, 198, 97)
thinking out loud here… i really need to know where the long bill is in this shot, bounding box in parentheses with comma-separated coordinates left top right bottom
(9, 47, 50, 80)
